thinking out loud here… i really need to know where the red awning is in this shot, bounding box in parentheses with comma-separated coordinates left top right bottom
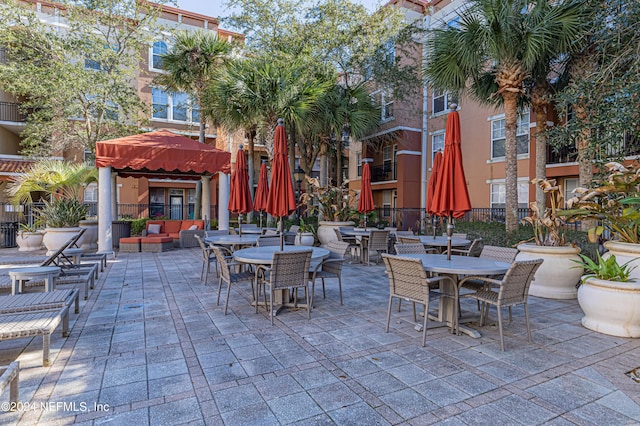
(95, 130, 230, 179)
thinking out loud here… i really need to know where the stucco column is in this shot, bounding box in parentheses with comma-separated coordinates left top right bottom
(201, 175, 211, 228)
(110, 172, 117, 219)
(218, 171, 230, 230)
(98, 166, 113, 254)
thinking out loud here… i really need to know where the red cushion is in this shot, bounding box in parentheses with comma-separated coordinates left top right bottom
(164, 221, 182, 233)
(180, 220, 194, 231)
(142, 236, 173, 244)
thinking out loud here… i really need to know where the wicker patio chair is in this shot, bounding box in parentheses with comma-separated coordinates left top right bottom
(263, 229, 279, 236)
(364, 230, 390, 265)
(334, 228, 359, 261)
(255, 249, 312, 325)
(442, 232, 468, 239)
(194, 234, 232, 284)
(457, 259, 543, 351)
(395, 231, 416, 238)
(0, 362, 19, 407)
(394, 243, 428, 255)
(257, 235, 281, 247)
(382, 254, 455, 346)
(398, 235, 420, 244)
(309, 241, 349, 306)
(211, 246, 255, 315)
(445, 238, 484, 257)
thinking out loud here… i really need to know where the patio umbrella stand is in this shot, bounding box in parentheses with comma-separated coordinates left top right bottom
(254, 162, 270, 228)
(228, 146, 253, 237)
(358, 161, 375, 231)
(266, 119, 297, 250)
(431, 105, 471, 260)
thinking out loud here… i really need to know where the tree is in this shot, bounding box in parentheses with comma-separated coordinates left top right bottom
(0, 0, 167, 156)
(425, 0, 588, 232)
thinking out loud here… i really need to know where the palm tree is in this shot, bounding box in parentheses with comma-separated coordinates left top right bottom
(425, 0, 588, 231)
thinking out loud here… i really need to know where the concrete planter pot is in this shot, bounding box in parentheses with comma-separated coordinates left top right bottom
(79, 219, 98, 251)
(317, 221, 355, 247)
(516, 243, 583, 299)
(295, 232, 315, 246)
(43, 227, 83, 255)
(602, 241, 640, 281)
(578, 276, 640, 337)
(16, 231, 44, 252)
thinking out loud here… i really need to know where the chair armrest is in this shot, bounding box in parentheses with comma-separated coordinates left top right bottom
(179, 229, 206, 248)
(458, 275, 502, 289)
(449, 248, 470, 256)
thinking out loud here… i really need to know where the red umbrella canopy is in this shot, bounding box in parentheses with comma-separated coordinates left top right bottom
(431, 109, 472, 219)
(228, 147, 253, 214)
(253, 162, 269, 212)
(266, 119, 296, 218)
(427, 150, 443, 215)
(358, 162, 375, 213)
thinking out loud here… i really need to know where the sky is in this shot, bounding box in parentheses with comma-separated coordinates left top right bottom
(176, 0, 382, 31)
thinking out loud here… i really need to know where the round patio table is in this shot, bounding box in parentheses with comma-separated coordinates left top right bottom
(417, 236, 470, 249)
(399, 254, 510, 338)
(204, 234, 259, 248)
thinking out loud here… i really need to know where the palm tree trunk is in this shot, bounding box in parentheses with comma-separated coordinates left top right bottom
(319, 142, 327, 188)
(504, 92, 520, 232)
(533, 96, 548, 214)
(336, 140, 343, 187)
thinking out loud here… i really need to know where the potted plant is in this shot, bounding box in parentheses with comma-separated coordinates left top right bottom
(573, 253, 640, 337)
(294, 218, 315, 246)
(517, 178, 583, 299)
(16, 222, 44, 252)
(301, 177, 358, 246)
(5, 159, 97, 254)
(563, 161, 640, 280)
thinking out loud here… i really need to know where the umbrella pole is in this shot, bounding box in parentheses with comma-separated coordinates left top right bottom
(238, 214, 243, 236)
(363, 213, 367, 231)
(432, 216, 437, 239)
(446, 214, 453, 260)
(279, 218, 284, 251)
(259, 211, 263, 229)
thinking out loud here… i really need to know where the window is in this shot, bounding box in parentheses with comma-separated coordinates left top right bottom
(432, 132, 444, 160)
(372, 90, 394, 122)
(491, 111, 530, 159)
(85, 58, 101, 70)
(432, 89, 457, 115)
(383, 190, 391, 217)
(83, 148, 95, 164)
(151, 41, 168, 70)
(356, 152, 362, 177)
(151, 88, 200, 123)
(564, 178, 579, 207)
(384, 39, 395, 65)
(84, 183, 98, 203)
(447, 16, 461, 29)
(383, 144, 397, 180)
(490, 182, 529, 208)
(149, 188, 165, 218)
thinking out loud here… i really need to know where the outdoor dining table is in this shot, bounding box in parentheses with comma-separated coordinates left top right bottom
(204, 234, 259, 250)
(400, 254, 510, 338)
(233, 246, 330, 315)
(234, 227, 277, 235)
(417, 236, 470, 252)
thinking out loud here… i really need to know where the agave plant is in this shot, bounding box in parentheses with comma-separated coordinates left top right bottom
(573, 253, 636, 283)
(36, 198, 89, 228)
(521, 178, 567, 246)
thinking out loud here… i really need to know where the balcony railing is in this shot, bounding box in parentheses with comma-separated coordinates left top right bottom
(0, 102, 26, 123)
(370, 161, 397, 182)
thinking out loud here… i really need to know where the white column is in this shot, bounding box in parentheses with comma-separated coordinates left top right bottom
(110, 172, 117, 219)
(217, 172, 230, 230)
(201, 175, 211, 228)
(98, 166, 113, 254)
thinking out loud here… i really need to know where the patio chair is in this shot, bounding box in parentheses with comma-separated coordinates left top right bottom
(334, 228, 359, 261)
(364, 230, 390, 265)
(445, 238, 483, 257)
(264, 229, 279, 236)
(194, 234, 232, 284)
(255, 249, 312, 325)
(211, 246, 255, 315)
(257, 235, 281, 247)
(0, 361, 19, 407)
(457, 258, 543, 351)
(382, 254, 455, 346)
(394, 243, 428, 255)
(395, 231, 415, 238)
(285, 225, 299, 245)
(442, 232, 468, 239)
(309, 241, 349, 306)
(398, 235, 420, 244)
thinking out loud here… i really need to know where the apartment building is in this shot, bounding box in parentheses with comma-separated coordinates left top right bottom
(0, 1, 245, 221)
(348, 0, 583, 230)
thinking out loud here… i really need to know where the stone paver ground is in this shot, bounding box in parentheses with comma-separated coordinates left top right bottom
(0, 247, 639, 425)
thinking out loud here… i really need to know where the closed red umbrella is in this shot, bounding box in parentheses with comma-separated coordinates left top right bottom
(431, 106, 472, 259)
(228, 147, 253, 235)
(254, 161, 270, 228)
(266, 119, 296, 249)
(357, 162, 375, 230)
(427, 150, 443, 237)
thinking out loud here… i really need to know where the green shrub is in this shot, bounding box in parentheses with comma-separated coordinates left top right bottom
(37, 198, 88, 228)
(129, 218, 148, 236)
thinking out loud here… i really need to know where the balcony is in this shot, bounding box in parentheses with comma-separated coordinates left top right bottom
(0, 102, 26, 123)
(370, 162, 397, 183)
(547, 134, 640, 165)
(547, 144, 578, 164)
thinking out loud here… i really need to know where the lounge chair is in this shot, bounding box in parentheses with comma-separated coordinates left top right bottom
(0, 362, 19, 407)
(0, 289, 80, 315)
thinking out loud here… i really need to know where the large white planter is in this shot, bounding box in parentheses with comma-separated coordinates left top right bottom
(16, 231, 44, 252)
(578, 277, 640, 337)
(516, 243, 583, 299)
(43, 227, 84, 255)
(295, 232, 315, 246)
(317, 221, 355, 247)
(79, 219, 98, 251)
(602, 241, 640, 281)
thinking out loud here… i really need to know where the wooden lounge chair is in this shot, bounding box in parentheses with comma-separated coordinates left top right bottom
(0, 306, 71, 366)
(0, 362, 19, 408)
(0, 289, 80, 315)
